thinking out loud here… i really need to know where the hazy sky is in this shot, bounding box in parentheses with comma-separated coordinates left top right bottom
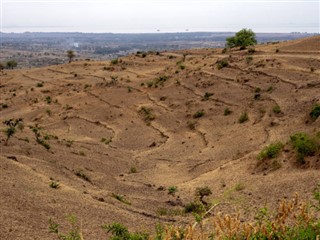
(1, 0, 319, 33)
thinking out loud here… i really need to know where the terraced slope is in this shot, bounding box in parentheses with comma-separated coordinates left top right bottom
(0, 36, 319, 239)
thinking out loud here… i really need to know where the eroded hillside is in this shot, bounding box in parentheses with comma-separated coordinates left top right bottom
(0, 36, 319, 239)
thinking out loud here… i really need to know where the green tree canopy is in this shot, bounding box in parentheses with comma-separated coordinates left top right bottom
(6, 60, 18, 69)
(67, 50, 75, 62)
(226, 28, 257, 48)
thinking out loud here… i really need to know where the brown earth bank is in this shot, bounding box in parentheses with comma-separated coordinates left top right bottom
(0, 36, 319, 239)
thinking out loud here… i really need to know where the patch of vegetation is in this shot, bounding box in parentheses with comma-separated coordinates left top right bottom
(184, 201, 206, 214)
(110, 58, 119, 65)
(36, 82, 44, 87)
(30, 125, 50, 150)
(139, 106, 155, 123)
(226, 28, 257, 48)
(49, 215, 82, 240)
(248, 48, 256, 54)
(273, 105, 282, 114)
(238, 112, 249, 123)
(310, 103, 320, 121)
(46, 109, 52, 116)
(187, 120, 196, 130)
(193, 110, 205, 119)
(102, 222, 148, 240)
(74, 169, 91, 183)
(224, 108, 232, 116)
(45, 96, 52, 104)
(67, 50, 75, 62)
(216, 59, 229, 70)
(275, 49, 280, 53)
(234, 183, 245, 191)
(202, 92, 213, 101)
(167, 186, 178, 195)
(101, 137, 112, 145)
(6, 60, 18, 69)
(3, 118, 23, 146)
(195, 186, 212, 205)
(129, 166, 137, 174)
(246, 56, 253, 64)
(146, 75, 168, 88)
(111, 193, 131, 205)
(49, 181, 60, 189)
(258, 141, 284, 160)
(290, 132, 319, 164)
(156, 208, 184, 217)
(267, 86, 273, 92)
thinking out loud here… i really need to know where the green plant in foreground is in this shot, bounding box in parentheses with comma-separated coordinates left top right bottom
(290, 132, 319, 164)
(258, 141, 284, 160)
(49, 215, 82, 240)
(102, 222, 148, 240)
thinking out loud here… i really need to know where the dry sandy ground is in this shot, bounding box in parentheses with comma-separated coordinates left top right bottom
(0, 36, 319, 239)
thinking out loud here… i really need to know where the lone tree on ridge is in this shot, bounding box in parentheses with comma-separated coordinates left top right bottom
(67, 50, 75, 63)
(226, 28, 257, 49)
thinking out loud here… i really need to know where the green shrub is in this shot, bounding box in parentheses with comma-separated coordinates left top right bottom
(111, 193, 131, 205)
(167, 186, 178, 195)
(310, 103, 320, 121)
(74, 169, 91, 183)
(110, 58, 119, 65)
(226, 29, 257, 48)
(238, 112, 249, 123)
(139, 107, 155, 123)
(193, 110, 205, 119)
(102, 222, 148, 240)
(36, 82, 44, 87)
(273, 105, 282, 114)
(224, 108, 232, 116)
(184, 201, 206, 214)
(258, 141, 284, 160)
(290, 132, 319, 164)
(49, 181, 60, 189)
(216, 59, 229, 70)
(202, 92, 213, 101)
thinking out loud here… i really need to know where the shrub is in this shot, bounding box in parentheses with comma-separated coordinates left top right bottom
(74, 169, 91, 183)
(273, 105, 282, 114)
(195, 186, 212, 204)
(224, 108, 232, 116)
(49, 181, 60, 189)
(6, 60, 18, 69)
(168, 186, 178, 195)
(102, 222, 148, 240)
(248, 48, 256, 54)
(258, 141, 284, 160)
(202, 92, 213, 101)
(290, 132, 319, 164)
(139, 107, 155, 123)
(36, 82, 44, 87)
(193, 110, 205, 119)
(3, 118, 23, 146)
(111, 193, 131, 205)
(310, 103, 320, 121)
(226, 29, 257, 48)
(184, 201, 206, 214)
(216, 59, 229, 70)
(238, 112, 249, 123)
(110, 58, 118, 65)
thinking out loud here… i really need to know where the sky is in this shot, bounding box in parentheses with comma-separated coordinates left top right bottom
(1, 0, 319, 33)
